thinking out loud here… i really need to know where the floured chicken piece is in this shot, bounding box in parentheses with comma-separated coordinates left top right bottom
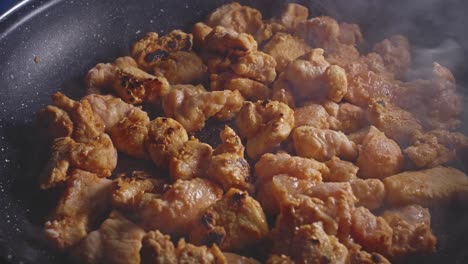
(82, 94, 133, 132)
(293, 126, 358, 162)
(169, 139, 213, 181)
(230, 51, 277, 84)
(350, 179, 386, 210)
(257, 174, 316, 215)
(72, 211, 146, 264)
(86, 57, 171, 104)
(51, 93, 105, 143)
(255, 152, 328, 184)
(324, 101, 368, 134)
(287, 223, 349, 264)
(366, 98, 422, 146)
(138, 178, 223, 236)
(294, 103, 330, 129)
(112, 171, 168, 210)
(205, 2, 263, 36)
(163, 86, 244, 132)
(44, 170, 112, 249)
(338, 23, 363, 46)
(130, 30, 193, 71)
(204, 26, 257, 57)
(39, 134, 117, 189)
(323, 157, 358, 182)
(356, 126, 403, 179)
(263, 32, 311, 72)
(153, 51, 207, 84)
(223, 253, 260, 264)
(37, 105, 73, 140)
(295, 16, 340, 47)
(190, 188, 268, 251)
(192, 22, 213, 50)
(382, 204, 437, 256)
(211, 72, 270, 101)
(271, 74, 296, 108)
(110, 107, 150, 159)
(266, 254, 294, 264)
(323, 64, 348, 102)
(276, 3, 309, 32)
(146, 117, 189, 168)
(348, 248, 390, 264)
(141, 230, 228, 264)
(383, 166, 468, 206)
(373, 35, 411, 79)
(350, 207, 393, 255)
(236, 100, 295, 159)
(207, 126, 251, 191)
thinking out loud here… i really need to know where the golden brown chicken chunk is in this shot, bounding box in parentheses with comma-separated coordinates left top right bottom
(383, 166, 468, 206)
(44, 170, 112, 249)
(207, 126, 251, 191)
(271, 74, 296, 108)
(373, 35, 411, 79)
(276, 3, 309, 32)
(236, 100, 295, 159)
(230, 51, 277, 84)
(350, 179, 386, 210)
(293, 126, 358, 162)
(131, 30, 193, 71)
(169, 140, 213, 181)
(72, 211, 146, 264)
(163, 86, 244, 132)
(205, 2, 263, 36)
(37, 105, 73, 140)
(210, 72, 270, 101)
(39, 134, 117, 189)
(146, 117, 189, 169)
(190, 188, 269, 251)
(153, 51, 208, 84)
(193, 22, 213, 50)
(356, 126, 403, 179)
(338, 23, 363, 46)
(294, 103, 330, 129)
(382, 204, 437, 256)
(204, 26, 257, 57)
(82, 94, 133, 132)
(348, 248, 390, 264)
(323, 157, 358, 182)
(323, 101, 368, 134)
(138, 178, 223, 236)
(263, 32, 311, 72)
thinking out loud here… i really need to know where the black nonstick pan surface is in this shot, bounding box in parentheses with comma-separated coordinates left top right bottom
(1, 0, 468, 263)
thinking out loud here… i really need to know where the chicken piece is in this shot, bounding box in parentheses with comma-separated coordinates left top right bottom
(37, 105, 74, 140)
(382, 204, 437, 256)
(383, 166, 468, 206)
(72, 211, 146, 264)
(206, 2, 263, 36)
(112, 171, 168, 210)
(131, 30, 193, 71)
(190, 188, 268, 251)
(257, 174, 316, 216)
(153, 51, 207, 84)
(292, 126, 358, 162)
(141, 230, 227, 264)
(40, 134, 117, 189)
(82, 94, 133, 132)
(169, 140, 213, 181)
(139, 178, 223, 236)
(193, 22, 213, 50)
(44, 170, 112, 249)
(236, 100, 295, 159)
(52, 93, 105, 143)
(373, 35, 411, 79)
(146, 117, 188, 169)
(323, 101, 367, 133)
(345, 70, 400, 108)
(277, 3, 309, 31)
(263, 32, 311, 72)
(266, 255, 294, 264)
(347, 246, 390, 264)
(350, 179, 386, 210)
(85, 56, 138, 93)
(366, 99, 422, 146)
(223, 253, 260, 264)
(323, 64, 348, 102)
(338, 23, 363, 46)
(163, 86, 244, 132)
(356, 126, 403, 179)
(294, 103, 330, 129)
(271, 74, 295, 108)
(350, 207, 393, 255)
(110, 107, 149, 159)
(323, 157, 358, 182)
(204, 26, 257, 57)
(255, 152, 328, 184)
(207, 126, 251, 191)
(295, 16, 340, 47)
(287, 223, 349, 264)
(211, 72, 270, 101)
(230, 51, 277, 84)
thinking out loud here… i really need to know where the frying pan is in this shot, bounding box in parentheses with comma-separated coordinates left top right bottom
(1, 0, 468, 263)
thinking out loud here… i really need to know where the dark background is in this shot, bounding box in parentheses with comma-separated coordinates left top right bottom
(0, 0, 19, 15)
